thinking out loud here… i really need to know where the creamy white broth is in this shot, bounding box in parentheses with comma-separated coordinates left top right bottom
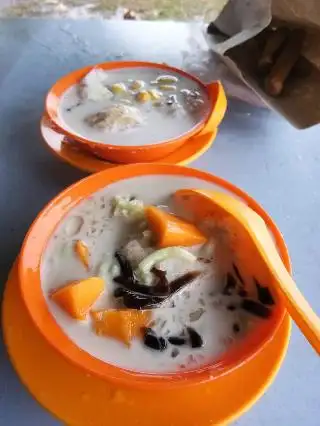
(41, 176, 258, 373)
(58, 67, 210, 146)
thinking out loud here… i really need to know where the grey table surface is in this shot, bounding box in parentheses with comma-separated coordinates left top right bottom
(0, 18, 319, 426)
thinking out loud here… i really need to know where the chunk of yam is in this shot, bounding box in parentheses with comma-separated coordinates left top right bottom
(158, 84, 177, 92)
(51, 277, 104, 320)
(130, 80, 145, 91)
(145, 206, 207, 248)
(156, 75, 178, 84)
(91, 309, 151, 347)
(149, 89, 162, 101)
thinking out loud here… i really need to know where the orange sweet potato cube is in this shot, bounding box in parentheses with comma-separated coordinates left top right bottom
(91, 309, 151, 347)
(51, 277, 104, 320)
(145, 206, 207, 248)
(131, 310, 151, 338)
(74, 240, 90, 270)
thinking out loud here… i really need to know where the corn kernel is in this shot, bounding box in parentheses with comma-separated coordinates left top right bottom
(135, 90, 151, 103)
(110, 83, 127, 95)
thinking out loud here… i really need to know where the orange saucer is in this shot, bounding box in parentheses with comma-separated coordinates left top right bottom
(3, 260, 291, 426)
(41, 115, 217, 173)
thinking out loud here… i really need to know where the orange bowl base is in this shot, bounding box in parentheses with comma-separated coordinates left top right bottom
(2, 261, 291, 426)
(41, 115, 217, 173)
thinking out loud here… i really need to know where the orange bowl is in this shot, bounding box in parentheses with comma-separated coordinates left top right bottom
(19, 164, 290, 390)
(45, 61, 227, 163)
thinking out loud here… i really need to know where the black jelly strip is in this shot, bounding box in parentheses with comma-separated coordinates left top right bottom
(169, 271, 201, 293)
(114, 251, 135, 283)
(255, 278, 275, 306)
(187, 327, 204, 348)
(241, 299, 271, 318)
(222, 273, 237, 295)
(233, 263, 245, 285)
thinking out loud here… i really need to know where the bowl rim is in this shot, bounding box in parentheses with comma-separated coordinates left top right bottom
(45, 60, 216, 151)
(19, 164, 290, 390)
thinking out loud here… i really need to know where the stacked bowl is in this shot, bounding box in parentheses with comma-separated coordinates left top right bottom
(43, 61, 227, 168)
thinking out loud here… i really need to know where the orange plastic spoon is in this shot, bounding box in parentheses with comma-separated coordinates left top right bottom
(175, 189, 320, 355)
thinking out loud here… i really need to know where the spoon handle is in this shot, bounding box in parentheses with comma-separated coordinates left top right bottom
(252, 216, 320, 355)
(274, 263, 320, 355)
(174, 189, 320, 355)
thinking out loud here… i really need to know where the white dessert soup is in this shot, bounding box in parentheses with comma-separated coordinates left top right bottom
(58, 67, 210, 146)
(41, 175, 275, 373)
